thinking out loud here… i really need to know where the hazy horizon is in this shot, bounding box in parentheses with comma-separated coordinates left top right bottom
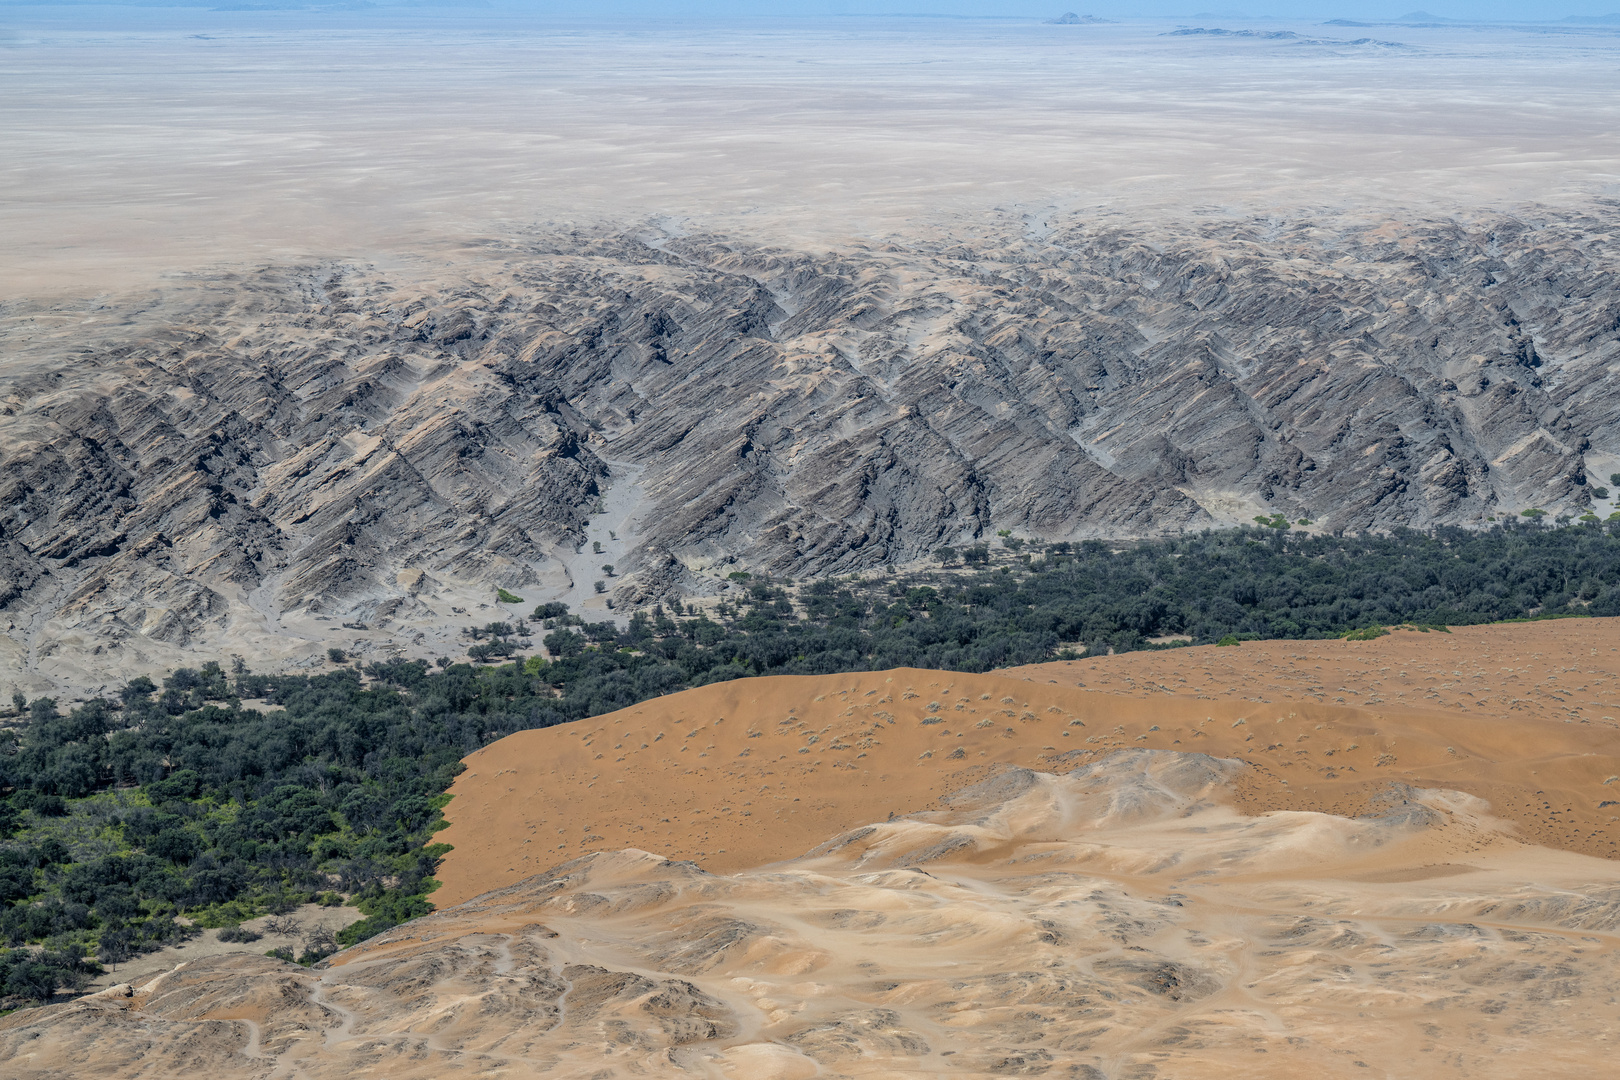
(5, 1, 1620, 26)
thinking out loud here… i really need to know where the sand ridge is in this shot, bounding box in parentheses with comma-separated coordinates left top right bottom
(434, 620, 1620, 908)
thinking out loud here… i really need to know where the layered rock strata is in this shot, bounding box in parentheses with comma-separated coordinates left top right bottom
(4, 209, 1620, 688)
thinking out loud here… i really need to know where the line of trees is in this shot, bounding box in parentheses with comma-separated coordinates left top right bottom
(507, 518, 1620, 716)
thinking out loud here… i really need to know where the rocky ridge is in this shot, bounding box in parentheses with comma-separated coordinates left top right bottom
(4, 208, 1620, 690)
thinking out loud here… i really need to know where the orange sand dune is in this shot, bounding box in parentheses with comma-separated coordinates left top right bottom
(435, 620, 1620, 907)
(1006, 617, 1620, 725)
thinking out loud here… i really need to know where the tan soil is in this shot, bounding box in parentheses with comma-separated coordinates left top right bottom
(86, 903, 365, 993)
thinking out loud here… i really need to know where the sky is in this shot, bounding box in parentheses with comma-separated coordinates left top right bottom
(418, 1, 1620, 20)
(4, 1, 1618, 21)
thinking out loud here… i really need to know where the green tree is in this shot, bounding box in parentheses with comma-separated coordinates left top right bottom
(3, 961, 56, 1003)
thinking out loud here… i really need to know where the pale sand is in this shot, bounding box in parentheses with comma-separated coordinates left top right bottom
(12, 749, 1617, 1079)
(7, 620, 1620, 1078)
(5, 16, 1620, 296)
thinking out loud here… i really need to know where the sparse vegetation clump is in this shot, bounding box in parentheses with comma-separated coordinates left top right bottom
(0, 659, 559, 999)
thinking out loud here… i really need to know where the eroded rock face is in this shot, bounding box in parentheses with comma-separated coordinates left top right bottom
(3, 209, 1618, 685)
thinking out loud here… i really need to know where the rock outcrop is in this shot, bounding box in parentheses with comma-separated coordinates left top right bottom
(4, 208, 1620, 688)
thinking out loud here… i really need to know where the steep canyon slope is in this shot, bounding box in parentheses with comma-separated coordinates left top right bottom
(5, 211, 1620, 693)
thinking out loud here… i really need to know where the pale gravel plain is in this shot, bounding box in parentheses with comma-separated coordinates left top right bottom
(3, 13, 1620, 295)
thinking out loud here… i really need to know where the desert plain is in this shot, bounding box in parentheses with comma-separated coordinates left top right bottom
(7, 12, 1620, 693)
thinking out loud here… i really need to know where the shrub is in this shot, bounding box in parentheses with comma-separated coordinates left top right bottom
(327, 648, 346, 664)
(217, 924, 262, 943)
(2, 960, 57, 1003)
(496, 588, 524, 604)
(337, 914, 397, 947)
(1340, 625, 1390, 641)
(4, 516, 1620, 1011)
(29, 795, 68, 818)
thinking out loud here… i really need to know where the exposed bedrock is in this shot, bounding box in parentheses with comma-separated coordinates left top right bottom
(3, 208, 1619, 680)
